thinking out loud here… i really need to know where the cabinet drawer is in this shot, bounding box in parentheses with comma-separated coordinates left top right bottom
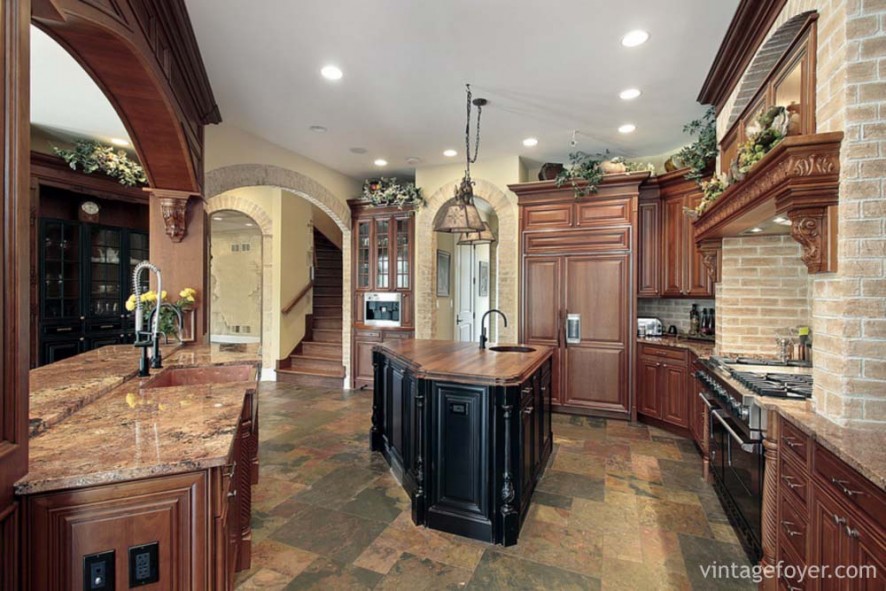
(575, 200, 631, 227)
(87, 318, 123, 332)
(777, 540, 807, 591)
(42, 322, 81, 336)
(523, 203, 572, 229)
(384, 330, 414, 340)
(780, 455, 809, 508)
(778, 492, 808, 561)
(814, 443, 886, 527)
(523, 227, 630, 254)
(638, 344, 687, 363)
(780, 418, 809, 465)
(355, 330, 382, 342)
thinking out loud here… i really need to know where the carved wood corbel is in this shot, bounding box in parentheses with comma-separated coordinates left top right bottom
(698, 239, 723, 283)
(145, 188, 200, 243)
(787, 206, 836, 274)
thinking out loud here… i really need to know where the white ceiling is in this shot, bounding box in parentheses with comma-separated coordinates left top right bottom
(30, 26, 132, 145)
(186, 0, 737, 179)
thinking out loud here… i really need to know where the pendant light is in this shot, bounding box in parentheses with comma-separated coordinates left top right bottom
(458, 222, 496, 245)
(435, 84, 487, 233)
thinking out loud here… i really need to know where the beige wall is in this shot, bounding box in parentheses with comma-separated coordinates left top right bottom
(312, 204, 343, 249)
(714, 0, 886, 423)
(277, 195, 314, 359)
(210, 227, 263, 338)
(435, 232, 456, 341)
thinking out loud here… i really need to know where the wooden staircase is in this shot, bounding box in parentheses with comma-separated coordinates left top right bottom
(277, 231, 345, 388)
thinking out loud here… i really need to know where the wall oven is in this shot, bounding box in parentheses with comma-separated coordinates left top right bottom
(364, 292, 402, 327)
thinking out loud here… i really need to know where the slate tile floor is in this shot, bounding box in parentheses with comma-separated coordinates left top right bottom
(235, 383, 755, 590)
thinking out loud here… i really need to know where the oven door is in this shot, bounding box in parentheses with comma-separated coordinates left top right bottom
(711, 410, 764, 561)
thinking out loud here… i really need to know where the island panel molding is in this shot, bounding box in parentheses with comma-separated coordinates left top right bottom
(692, 132, 842, 274)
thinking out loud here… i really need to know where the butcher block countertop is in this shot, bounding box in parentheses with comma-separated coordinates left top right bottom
(17, 343, 261, 495)
(376, 339, 553, 386)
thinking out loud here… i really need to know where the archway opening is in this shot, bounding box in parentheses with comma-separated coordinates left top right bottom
(432, 196, 500, 342)
(210, 210, 263, 345)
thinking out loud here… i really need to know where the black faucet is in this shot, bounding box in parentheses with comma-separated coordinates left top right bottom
(479, 309, 508, 349)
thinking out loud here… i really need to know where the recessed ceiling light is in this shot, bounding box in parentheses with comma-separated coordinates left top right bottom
(619, 88, 642, 100)
(406, 157, 422, 165)
(749, 227, 763, 233)
(212, 216, 224, 221)
(374, 159, 388, 167)
(621, 30, 650, 47)
(320, 65, 343, 80)
(309, 125, 328, 133)
(443, 149, 458, 157)
(110, 138, 130, 147)
(350, 147, 367, 154)
(618, 124, 636, 134)
(523, 138, 539, 147)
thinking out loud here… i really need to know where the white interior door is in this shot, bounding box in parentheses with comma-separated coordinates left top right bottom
(455, 244, 474, 341)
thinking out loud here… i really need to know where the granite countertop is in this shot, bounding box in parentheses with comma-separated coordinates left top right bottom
(636, 335, 716, 359)
(377, 339, 553, 386)
(17, 343, 261, 495)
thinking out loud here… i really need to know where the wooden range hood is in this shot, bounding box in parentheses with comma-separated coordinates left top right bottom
(693, 132, 843, 274)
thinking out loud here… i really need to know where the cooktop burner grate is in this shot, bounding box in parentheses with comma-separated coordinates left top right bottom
(729, 371, 813, 399)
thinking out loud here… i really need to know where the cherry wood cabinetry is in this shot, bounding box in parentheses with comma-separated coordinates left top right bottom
(637, 187, 661, 297)
(22, 391, 257, 590)
(658, 171, 713, 298)
(512, 177, 644, 419)
(349, 201, 416, 388)
(636, 344, 691, 429)
(771, 415, 885, 591)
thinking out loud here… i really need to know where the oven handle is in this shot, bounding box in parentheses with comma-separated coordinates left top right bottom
(712, 410, 761, 455)
(697, 391, 714, 409)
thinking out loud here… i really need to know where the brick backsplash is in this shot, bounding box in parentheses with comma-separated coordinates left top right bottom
(637, 298, 715, 335)
(716, 235, 812, 357)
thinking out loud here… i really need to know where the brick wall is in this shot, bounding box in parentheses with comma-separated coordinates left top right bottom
(637, 298, 715, 335)
(716, 236, 813, 356)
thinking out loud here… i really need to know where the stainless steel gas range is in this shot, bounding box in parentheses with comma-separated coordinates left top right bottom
(694, 356, 813, 564)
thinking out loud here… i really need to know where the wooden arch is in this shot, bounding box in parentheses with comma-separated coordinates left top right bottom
(32, 0, 220, 193)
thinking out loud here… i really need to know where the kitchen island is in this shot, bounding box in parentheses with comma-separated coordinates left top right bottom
(17, 343, 261, 590)
(371, 339, 554, 546)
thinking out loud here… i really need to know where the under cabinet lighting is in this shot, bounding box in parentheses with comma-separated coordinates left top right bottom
(110, 138, 130, 147)
(621, 30, 650, 47)
(774, 216, 791, 225)
(749, 227, 763, 233)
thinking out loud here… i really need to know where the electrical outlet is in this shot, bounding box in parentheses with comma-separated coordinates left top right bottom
(83, 550, 115, 590)
(128, 542, 159, 587)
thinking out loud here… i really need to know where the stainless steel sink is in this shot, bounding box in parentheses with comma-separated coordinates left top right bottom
(488, 346, 536, 353)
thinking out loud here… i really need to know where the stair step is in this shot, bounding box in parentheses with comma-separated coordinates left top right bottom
(313, 288, 342, 297)
(313, 306, 342, 317)
(313, 317, 342, 329)
(313, 328, 343, 343)
(289, 355, 345, 374)
(314, 296, 343, 307)
(302, 341, 342, 359)
(277, 369, 344, 389)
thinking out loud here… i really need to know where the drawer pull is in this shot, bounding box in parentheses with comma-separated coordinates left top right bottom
(781, 475, 801, 490)
(833, 514, 847, 526)
(782, 436, 801, 449)
(522, 406, 534, 415)
(56, 327, 73, 332)
(831, 477, 862, 498)
(227, 489, 237, 498)
(521, 386, 533, 396)
(845, 526, 860, 539)
(99, 324, 114, 329)
(781, 521, 801, 537)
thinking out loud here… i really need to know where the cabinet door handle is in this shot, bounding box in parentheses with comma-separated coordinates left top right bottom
(522, 406, 534, 415)
(781, 521, 801, 537)
(781, 475, 801, 490)
(831, 477, 862, 498)
(227, 489, 237, 498)
(833, 514, 847, 526)
(845, 526, 859, 539)
(782, 435, 801, 449)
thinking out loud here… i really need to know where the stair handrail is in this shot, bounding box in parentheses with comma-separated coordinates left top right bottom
(282, 280, 314, 315)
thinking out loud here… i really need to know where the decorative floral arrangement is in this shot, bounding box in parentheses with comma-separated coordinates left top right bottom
(556, 151, 655, 198)
(676, 107, 718, 182)
(362, 177, 423, 208)
(125, 287, 197, 338)
(53, 140, 148, 187)
(694, 106, 788, 216)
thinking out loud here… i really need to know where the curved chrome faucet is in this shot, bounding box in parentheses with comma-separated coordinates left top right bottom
(132, 260, 162, 375)
(479, 309, 508, 349)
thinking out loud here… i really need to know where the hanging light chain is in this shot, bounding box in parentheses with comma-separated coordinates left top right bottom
(464, 84, 483, 170)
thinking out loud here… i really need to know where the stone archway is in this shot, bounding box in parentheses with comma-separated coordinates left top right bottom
(205, 164, 353, 384)
(415, 178, 518, 343)
(205, 196, 276, 375)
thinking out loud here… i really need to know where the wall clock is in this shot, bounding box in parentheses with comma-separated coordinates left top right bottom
(79, 200, 100, 223)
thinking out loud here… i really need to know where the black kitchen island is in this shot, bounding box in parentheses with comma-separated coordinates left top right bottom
(370, 339, 554, 546)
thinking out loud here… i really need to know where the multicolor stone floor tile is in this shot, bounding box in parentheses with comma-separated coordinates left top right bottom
(235, 382, 755, 590)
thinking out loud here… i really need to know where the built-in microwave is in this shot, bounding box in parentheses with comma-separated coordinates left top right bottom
(364, 292, 402, 327)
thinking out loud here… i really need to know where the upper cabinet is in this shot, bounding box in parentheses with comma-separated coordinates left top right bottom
(351, 203, 415, 293)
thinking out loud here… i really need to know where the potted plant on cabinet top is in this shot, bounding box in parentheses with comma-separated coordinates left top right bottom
(362, 177, 424, 208)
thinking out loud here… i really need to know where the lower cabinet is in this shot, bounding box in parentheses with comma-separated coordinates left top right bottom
(353, 327, 413, 388)
(22, 390, 258, 590)
(636, 344, 691, 429)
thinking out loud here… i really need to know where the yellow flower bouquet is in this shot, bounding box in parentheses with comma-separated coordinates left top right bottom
(126, 287, 198, 338)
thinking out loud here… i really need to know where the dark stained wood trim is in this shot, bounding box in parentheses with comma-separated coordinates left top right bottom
(697, 0, 788, 112)
(508, 172, 651, 204)
(30, 152, 148, 204)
